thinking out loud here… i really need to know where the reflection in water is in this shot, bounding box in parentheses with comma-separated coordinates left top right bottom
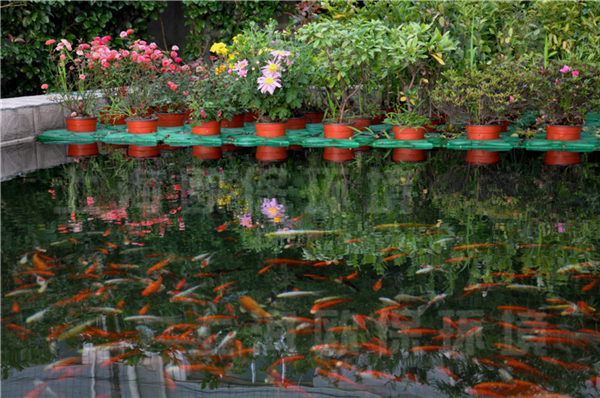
(393, 149, 426, 163)
(466, 150, 500, 165)
(1, 149, 599, 398)
(544, 151, 581, 166)
(323, 147, 354, 162)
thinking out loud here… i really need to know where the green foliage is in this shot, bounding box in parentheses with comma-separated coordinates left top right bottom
(297, 19, 388, 123)
(384, 111, 431, 128)
(431, 61, 530, 125)
(181, 0, 287, 60)
(1, 1, 166, 98)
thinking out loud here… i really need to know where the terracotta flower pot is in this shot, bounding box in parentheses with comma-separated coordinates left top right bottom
(393, 126, 426, 140)
(431, 114, 446, 125)
(545, 125, 582, 141)
(424, 118, 441, 133)
(157, 112, 185, 128)
(499, 120, 509, 133)
(192, 120, 221, 136)
(99, 112, 127, 126)
(303, 112, 324, 124)
(286, 116, 307, 130)
(287, 145, 305, 151)
(466, 150, 500, 165)
(184, 109, 192, 123)
(245, 112, 259, 123)
(128, 145, 159, 158)
(393, 148, 425, 163)
(256, 146, 287, 161)
(68, 143, 99, 157)
(544, 151, 581, 165)
(323, 122, 356, 139)
(221, 114, 245, 129)
(352, 117, 372, 132)
(466, 125, 501, 140)
(126, 118, 158, 134)
(256, 121, 287, 138)
(221, 144, 244, 152)
(193, 146, 222, 160)
(66, 117, 98, 132)
(323, 147, 354, 162)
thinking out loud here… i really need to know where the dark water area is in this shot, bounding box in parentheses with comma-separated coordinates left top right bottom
(1, 148, 599, 398)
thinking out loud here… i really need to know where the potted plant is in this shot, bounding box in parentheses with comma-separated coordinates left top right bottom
(151, 46, 190, 128)
(187, 59, 236, 136)
(431, 61, 529, 140)
(532, 60, 600, 141)
(383, 21, 457, 137)
(229, 21, 310, 138)
(298, 19, 387, 139)
(42, 37, 107, 156)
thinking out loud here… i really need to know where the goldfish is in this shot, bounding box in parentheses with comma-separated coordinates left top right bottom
(445, 256, 478, 263)
(26, 308, 49, 323)
(374, 223, 438, 229)
(465, 283, 503, 291)
(124, 315, 175, 323)
(313, 260, 344, 267)
(344, 239, 365, 243)
(277, 291, 320, 298)
(328, 326, 359, 333)
(357, 342, 391, 355)
(452, 243, 504, 251)
(409, 345, 453, 353)
(502, 358, 546, 378)
(191, 252, 212, 262)
(93, 247, 109, 255)
(382, 253, 409, 262)
(374, 276, 384, 291)
(582, 280, 597, 291)
(58, 318, 98, 340)
(493, 343, 528, 356)
(522, 336, 588, 351)
(196, 315, 238, 323)
(258, 264, 274, 274)
(213, 281, 236, 292)
(141, 276, 163, 296)
(200, 252, 216, 268)
(316, 368, 364, 389)
(416, 265, 447, 274)
(269, 355, 304, 371)
(310, 299, 351, 314)
(32, 254, 49, 270)
(357, 370, 401, 382)
(265, 230, 339, 237)
(239, 296, 272, 318)
(146, 255, 176, 274)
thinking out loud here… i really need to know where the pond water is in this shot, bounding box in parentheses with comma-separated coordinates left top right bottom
(2, 148, 599, 398)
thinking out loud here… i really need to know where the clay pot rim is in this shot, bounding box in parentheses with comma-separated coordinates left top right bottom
(156, 111, 186, 115)
(323, 121, 357, 126)
(467, 124, 502, 127)
(66, 116, 98, 120)
(125, 117, 159, 122)
(392, 125, 427, 130)
(255, 120, 288, 125)
(288, 116, 307, 120)
(353, 116, 372, 120)
(547, 124, 583, 128)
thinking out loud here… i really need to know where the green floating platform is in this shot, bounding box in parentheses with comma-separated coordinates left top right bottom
(36, 113, 600, 153)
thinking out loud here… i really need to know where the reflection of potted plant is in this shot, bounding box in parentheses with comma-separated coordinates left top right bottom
(43, 37, 102, 132)
(229, 21, 310, 138)
(298, 19, 386, 139)
(431, 61, 529, 140)
(532, 60, 600, 141)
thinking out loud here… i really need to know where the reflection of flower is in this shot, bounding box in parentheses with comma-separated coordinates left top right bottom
(261, 198, 284, 218)
(239, 213, 252, 227)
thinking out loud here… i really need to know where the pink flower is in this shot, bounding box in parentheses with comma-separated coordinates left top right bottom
(61, 39, 72, 51)
(169, 84, 178, 90)
(60, 54, 66, 61)
(45, 39, 56, 45)
(174, 57, 182, 63)
(101, 61, 109, 68)
(76, 50, 84, 56)
(70, 112, 77, 117)
(171, 45, 179, 51)
(74, 58, 81, 63)
(553, 99, 557, 102)
(41, 84, 48, 89)
(126, 29, 134, 35)
(238, 68, 247, 78)
(79, 74, 86, 80)
(120, 31, 128, 39)
(162, 59, 171, 67)
(559, 65, 570, 74)
(257, 76, 282, 94)
(101, 36, 111, 44)
(572, 70, 579, 77)
(509, 96, 514, 102)
(171, 51, 177, 58)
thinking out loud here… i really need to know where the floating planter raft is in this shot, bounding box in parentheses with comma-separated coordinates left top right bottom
(37, 113, 600, 158)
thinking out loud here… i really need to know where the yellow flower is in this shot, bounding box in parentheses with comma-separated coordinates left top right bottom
(233, 34, 243, 43)
(210, 42, 229, 55)
(273, 216, 282, 223)
(228, 53, 234, 60)
(215, 65, 227, 75)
